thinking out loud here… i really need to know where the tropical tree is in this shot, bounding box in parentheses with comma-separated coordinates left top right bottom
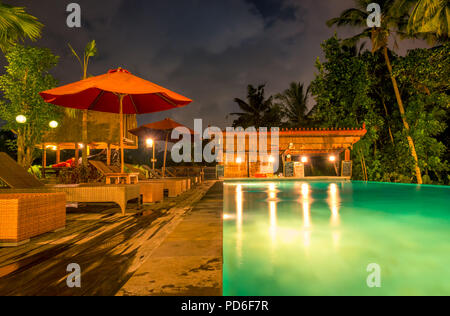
(312, 36, 449, 184)
(0, 45, 61, 168)
(68, 40, 97, 80)
(327, 0, 424, 183)
(0, 2, 43, 52)
(403, 0, 450, 40)
(68, 40, 98, 166)
(231, 84, 280, 128)
(275, 82, 312, 127)
(393, 43, 449, 183)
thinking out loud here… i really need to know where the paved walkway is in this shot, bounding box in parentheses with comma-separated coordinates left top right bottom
(117, 181, 223, 296)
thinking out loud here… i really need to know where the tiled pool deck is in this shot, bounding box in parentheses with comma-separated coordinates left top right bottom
(0, 181, 222, 296)
(118, 182, 223, 296)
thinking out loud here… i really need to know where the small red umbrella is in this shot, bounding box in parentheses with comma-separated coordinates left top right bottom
(40, 68, 192, 173)
(129, 118, 195, 177)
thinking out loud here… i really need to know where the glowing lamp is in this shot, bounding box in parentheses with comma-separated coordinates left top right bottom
(329, 155, 336, 162)
(16, 115, 27, 124)
(269, 156, 275, 163)
(78, 144, 84, 149)
(49, 121, 59, 129)
(236, 157, 243, 164)
(301, 156, 308, 163)
(146, 138, 154, 148)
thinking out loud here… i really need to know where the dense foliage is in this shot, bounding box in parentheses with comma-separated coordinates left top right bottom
(405, 0, 450, 40)
(231, 37, 448, 184)
(0, 45, 61, 169)
(311, 37, 449, 184)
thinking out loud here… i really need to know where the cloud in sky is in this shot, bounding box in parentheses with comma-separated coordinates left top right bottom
(4, 0, 428, 129)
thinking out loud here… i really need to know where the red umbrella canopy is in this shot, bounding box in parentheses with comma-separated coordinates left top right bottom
(39, 68, 192, 114)
(129, 118, 195, 142)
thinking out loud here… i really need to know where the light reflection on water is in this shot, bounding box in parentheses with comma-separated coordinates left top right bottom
(301, 183, 312, 249)
(223, 181, 450, 296)
(235, 184, 243, 262)
(328, 183, 341, 248)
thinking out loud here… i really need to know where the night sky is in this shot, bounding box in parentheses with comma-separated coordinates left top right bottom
(4, 0, 428, 129)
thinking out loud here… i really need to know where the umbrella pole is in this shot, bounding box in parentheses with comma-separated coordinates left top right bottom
(82, 110, 88, 167)
(119, 94, 125, 173)
(163, 131, 169, 178)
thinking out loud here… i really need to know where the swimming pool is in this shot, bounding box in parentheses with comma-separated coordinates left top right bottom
(223, 181, 450, 296)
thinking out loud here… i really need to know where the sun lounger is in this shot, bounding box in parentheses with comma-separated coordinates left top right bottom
(52, 184, 141, 215)
(138, 179, 183, 198)
(140, 165, 192, 196)
(139, 182, 164, 203)
(0, 152, 140, 215)
(0, 153, 44, 189)
(90, 160, 139, 184)
(125, 164, 148, 181)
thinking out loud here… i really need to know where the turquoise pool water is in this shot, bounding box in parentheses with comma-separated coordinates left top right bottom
(223, 181, 450, 296)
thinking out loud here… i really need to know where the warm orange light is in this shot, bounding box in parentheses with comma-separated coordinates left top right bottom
(301, 156, 308, 163)
(78, 144, 84, 149)
(329, 155, 336, 162)
(236, 157, 243, 164)
(269, 156, 275, 163)
(146, 138, 154, 148)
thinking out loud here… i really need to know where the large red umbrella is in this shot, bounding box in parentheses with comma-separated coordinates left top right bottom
(40, 68, 192, 173)
(129, 118, 195, 177)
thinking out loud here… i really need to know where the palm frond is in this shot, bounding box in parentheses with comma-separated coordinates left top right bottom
(0, 3, 43, 52)
(327, 8, 368, 28)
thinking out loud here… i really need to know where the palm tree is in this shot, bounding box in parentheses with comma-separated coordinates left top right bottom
(405, 0, 449, 40)
(0, 3, 43, 52)
(275, 82, 312, 127)
(68, 40, 98, 167)
(231, 84, 274, 128)
(327, 0, 424, 184)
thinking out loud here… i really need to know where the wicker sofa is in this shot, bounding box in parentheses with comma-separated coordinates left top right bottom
(0, 192, 66, 246)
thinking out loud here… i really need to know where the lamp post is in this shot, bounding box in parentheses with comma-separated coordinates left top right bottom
(49, 121, 59, 163)
(146, 138, 156, 170)
(41, 120, 59, 176)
